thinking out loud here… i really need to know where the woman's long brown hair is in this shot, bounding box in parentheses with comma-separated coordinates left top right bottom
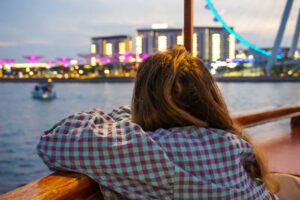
(132, 45, 278, 193)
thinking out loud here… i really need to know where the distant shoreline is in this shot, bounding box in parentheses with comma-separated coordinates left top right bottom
(0, 77, 136, 83)
(0, 76, 300, 83)
(215, 76, 300, 83)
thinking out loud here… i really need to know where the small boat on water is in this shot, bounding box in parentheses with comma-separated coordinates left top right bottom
(32, 82, 56, 100)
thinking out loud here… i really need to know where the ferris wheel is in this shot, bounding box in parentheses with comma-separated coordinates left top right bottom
(205, 0, 299, 74)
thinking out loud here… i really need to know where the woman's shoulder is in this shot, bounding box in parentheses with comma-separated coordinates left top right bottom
(150, 126, 239, 142)
(149, 126, 254, 157)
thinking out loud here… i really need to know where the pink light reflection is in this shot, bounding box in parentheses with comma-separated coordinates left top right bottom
(140, 54, 149, 62)
(99, 57, 112, 65)
(24, 56, 43, 63)
(57, 57, 71, 67)
(4, 59, 15, 65)
(45, 61, 56, 66)
(115, 52, 137, 63)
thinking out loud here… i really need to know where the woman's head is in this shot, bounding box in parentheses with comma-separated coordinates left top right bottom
(132, 45, 235, 133)
(131, 45, 278, 193)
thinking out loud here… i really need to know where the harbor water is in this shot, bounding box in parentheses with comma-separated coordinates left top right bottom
(0, 82, 299, 194)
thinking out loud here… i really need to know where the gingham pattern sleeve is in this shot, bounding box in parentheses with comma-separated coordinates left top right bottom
(38, 107, 274, 199)
(37, 106, 175, 200)
(108, 105, 131, 122)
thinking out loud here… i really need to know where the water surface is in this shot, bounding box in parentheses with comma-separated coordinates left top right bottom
(0, 82, 299, 194)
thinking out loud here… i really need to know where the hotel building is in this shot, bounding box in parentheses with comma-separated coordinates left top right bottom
(90, 27, 235, 64)
(90, 35, 133, 64)
(136, 26, 236, 61)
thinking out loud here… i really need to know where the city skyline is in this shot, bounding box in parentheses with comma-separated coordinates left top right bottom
(0, 0, 299, 62)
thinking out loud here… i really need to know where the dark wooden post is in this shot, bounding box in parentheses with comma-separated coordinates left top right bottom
(184, 0, 194, 53)
(291, 116, 300, 129)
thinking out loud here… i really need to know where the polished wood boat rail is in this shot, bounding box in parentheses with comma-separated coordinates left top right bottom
(235, 104, 300, 128)
(1, 104, 299, 200)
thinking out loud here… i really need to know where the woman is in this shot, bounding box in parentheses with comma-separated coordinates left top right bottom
(37, 45, 278, 199)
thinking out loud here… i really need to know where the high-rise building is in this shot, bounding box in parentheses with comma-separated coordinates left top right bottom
(136, 27, 235, 61)
(89, 27, 235, 64)
(91, 35, 132, 61)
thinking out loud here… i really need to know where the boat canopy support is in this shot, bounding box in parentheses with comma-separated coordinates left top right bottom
(184, 0, 194, 53)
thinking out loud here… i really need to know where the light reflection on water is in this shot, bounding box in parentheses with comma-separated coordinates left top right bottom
(0, 82, 299, 194)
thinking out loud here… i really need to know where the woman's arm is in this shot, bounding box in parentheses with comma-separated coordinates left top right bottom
(37, 106, 174, 199)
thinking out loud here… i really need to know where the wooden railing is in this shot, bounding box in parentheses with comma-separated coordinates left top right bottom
(235, 105, 300, 128)
(0, 172, 101, 200)
(1, 104, 300, 200)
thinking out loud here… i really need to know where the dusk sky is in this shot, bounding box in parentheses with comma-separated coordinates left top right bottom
(0, 0, 299, 62)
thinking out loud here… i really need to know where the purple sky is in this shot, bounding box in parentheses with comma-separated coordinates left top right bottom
(0, 0, 299, 62)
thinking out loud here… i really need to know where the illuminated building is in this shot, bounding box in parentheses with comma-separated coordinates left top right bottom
(136, 28, 181, 54)
(136, 35, 143, 54)
(91, 35, 132, 59)
(90, 57, 97, 66)
(90, 44, 97, 54)
(245, 47, 291, 66)
(0, 60, 3, 77)
(158, 35, 167, 51)
(87, 27, 234, 64)
(118, 42, 126, 54)
(193, 33, 198, 57)
(104, 42, 113, 56)
(212, 33, 221, 61)
(295, 49, 300, 60)
(228, 34, 236, 59)
(135, 35, 143, 62)
(136, 26, 234, 61)
(177, 35, 183, 45)
(198, 27, 234, 61)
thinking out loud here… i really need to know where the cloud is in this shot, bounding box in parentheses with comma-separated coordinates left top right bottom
(0, 39, 52, 47)
(23, 39, 52, 45)
(0, 0, 299, 62)
(0, 41, 17, 47)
